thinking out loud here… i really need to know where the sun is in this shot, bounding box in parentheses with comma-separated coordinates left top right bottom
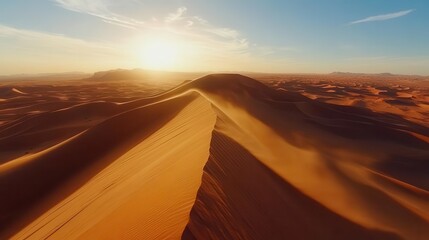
(139, 38, 180, 70)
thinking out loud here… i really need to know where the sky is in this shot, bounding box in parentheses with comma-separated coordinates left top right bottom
(0, 0, 428, 75)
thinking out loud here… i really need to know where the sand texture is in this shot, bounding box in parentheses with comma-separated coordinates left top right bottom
(0, 73, 428, 239)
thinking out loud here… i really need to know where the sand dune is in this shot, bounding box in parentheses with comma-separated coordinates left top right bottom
(183, 74, 429, 240)
(183, 132, 400, 240)
(0, 73, 428, 239)
(0, 87, 27, 99)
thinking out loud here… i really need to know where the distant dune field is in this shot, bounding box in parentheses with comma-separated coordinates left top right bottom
(0, 72, 428, 240)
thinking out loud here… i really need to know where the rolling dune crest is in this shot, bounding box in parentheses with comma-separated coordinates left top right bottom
(0, 73, 428, 240)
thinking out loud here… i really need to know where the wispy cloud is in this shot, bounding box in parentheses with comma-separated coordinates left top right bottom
(165, 7, 187, 23)
(53, 0, 144, 28)
(30, 0, 296, 72)
(52, 1, 254, 56)
(350, 9, 414, 25)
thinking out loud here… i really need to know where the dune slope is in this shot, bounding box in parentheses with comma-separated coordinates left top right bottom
(182, 75, 429, 240)
(182, 131, 400, 240)
(0, 74, 428, 240)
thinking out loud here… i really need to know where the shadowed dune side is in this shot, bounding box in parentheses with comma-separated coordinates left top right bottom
(182, 74, 429, 240)
(182, 131, 400, 240)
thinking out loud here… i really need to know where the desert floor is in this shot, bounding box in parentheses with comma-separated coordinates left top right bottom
(0, 72, 428, 240)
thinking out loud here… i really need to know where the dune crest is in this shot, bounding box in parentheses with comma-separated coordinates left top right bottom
(0, 74, 428, 240)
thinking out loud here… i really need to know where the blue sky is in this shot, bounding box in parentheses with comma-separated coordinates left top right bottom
(0, 0, 428, 74)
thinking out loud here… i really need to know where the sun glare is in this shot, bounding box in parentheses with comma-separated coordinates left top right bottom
(139, 38, 180, 70)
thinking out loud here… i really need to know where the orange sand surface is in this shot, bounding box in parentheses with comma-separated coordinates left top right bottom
(1, 72, 428, 239)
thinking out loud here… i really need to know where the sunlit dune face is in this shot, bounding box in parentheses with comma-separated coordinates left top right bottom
(139, 38, 180, 70)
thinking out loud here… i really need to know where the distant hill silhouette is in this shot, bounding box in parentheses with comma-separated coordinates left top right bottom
(329, 72, 426, 78)
(87, 68, 204, 82)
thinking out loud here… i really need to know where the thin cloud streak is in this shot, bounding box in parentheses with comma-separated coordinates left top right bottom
(47, 0, 296, 72)
(165, 7, 187, 23)
(52, 1, 247, 50)
(350, 9, 414, 25)
(52, 1, 287, 60)
(53, 0, 145, 28)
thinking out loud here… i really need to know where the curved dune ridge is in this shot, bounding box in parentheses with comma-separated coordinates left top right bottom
(0, 87, 27, 100)
(0, 74, 428, 239)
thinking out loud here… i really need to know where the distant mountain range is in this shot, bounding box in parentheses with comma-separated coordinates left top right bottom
(86, 68, 203, 82)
